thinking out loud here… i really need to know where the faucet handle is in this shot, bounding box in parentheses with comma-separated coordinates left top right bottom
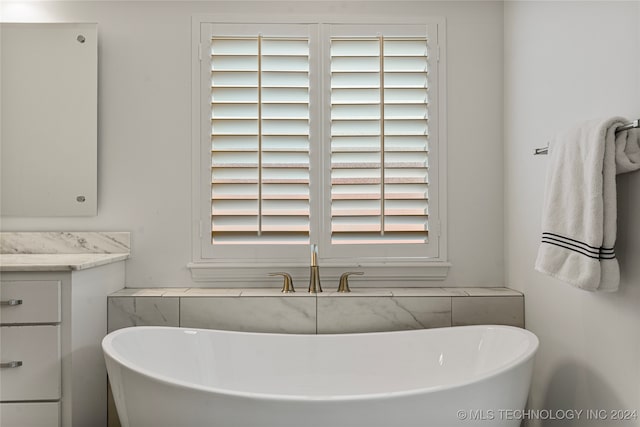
(269, 272, 295, 293)
(337, 272, 363, 293)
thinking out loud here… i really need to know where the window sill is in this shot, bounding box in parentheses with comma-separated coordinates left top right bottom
(186, 262, 450, 285)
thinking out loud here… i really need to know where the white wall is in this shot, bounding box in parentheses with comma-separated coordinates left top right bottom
(504, 2, 640, 425)
(1, 1, 505, 287)
(4, 0, 639, 419)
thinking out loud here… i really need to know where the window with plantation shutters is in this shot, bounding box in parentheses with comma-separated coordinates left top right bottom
(329, 35, 430, 246)
(194, 19, 445, 270)
(210, 33, 311, 245)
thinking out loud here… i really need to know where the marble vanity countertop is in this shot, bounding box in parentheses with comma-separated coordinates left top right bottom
(0, 231, 130, 271)
(0, 253, 130, 271)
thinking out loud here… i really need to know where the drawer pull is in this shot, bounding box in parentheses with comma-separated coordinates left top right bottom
(0, 299, 23, 306)
(0, 361, 23, 369)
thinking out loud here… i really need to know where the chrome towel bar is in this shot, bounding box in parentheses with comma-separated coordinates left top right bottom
(534, 119, 639, 155)
(0, 361, 23, 369)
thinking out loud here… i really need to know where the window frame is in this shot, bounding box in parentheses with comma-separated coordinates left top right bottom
(190, 14, 449, 284)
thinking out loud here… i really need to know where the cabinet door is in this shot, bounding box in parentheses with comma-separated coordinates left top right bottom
(0, 402, 60, 427)
(0, 281, 61, 324)
(0, 325, 61, 401)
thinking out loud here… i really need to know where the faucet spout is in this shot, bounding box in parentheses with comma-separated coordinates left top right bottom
(308, 244, 322, 293)
(310, 243, 318, 267)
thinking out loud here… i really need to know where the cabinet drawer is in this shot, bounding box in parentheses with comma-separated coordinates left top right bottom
(0, 325, 61, 401)
(0, 402, 60, 427)
(0, 280, 61, 324)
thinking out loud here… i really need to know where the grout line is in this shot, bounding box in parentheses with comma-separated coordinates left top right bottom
(450, 295, 453, 327)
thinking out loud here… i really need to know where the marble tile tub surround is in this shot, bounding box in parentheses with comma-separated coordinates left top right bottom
(108, 297, 180, 333)
(0, 231, 130, 254)
(108, 287, 524, 334)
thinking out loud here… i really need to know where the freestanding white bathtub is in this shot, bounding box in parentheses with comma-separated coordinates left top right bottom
(103, 325, 538, 427)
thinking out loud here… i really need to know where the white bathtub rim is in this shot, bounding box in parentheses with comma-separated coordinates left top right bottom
(103, 324, 539, 403)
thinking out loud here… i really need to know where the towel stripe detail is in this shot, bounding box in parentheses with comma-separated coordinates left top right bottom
(541, 232, 615, 260)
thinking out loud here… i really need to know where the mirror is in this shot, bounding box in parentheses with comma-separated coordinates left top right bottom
(1, 23, 98, 216)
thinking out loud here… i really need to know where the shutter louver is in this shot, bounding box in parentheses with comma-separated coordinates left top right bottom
(211, 36, 310, 244)
(330, 36, 430, 244)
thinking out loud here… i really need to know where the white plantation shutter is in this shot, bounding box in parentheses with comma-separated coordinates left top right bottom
(198, 21, 443, 266)
(210, 34, 311, 244)
(329, 34, 430, 246)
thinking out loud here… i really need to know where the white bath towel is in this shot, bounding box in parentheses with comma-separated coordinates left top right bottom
(535, 117, 640, 291)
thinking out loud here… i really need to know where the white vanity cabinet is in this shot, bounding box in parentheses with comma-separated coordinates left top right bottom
(1, 281, 62, 427)
(0, 261, 125, 427)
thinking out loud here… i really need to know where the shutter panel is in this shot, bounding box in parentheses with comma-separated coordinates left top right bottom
(330, 36, 430, 244)
(210, 36, 310, 244)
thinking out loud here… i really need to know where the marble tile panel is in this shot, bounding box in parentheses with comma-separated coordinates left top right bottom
(317, 288, 393, 297)
(110, 287, 191, 297)
(317, 296, 451, 334)
(180, 297, 316, 334)
(239, 288, 314, 297)
(157, 288, 190, 297)
(0, 232, 130, 254)
(109, 288, 166, 297)
(390, 288, 466, 297)
(452, 296, 524, 327)
(456, 287, 523, 297)
(107, 297, 179, 333)
(439, 288, 470, 296)
(182, 288, 242, 297)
